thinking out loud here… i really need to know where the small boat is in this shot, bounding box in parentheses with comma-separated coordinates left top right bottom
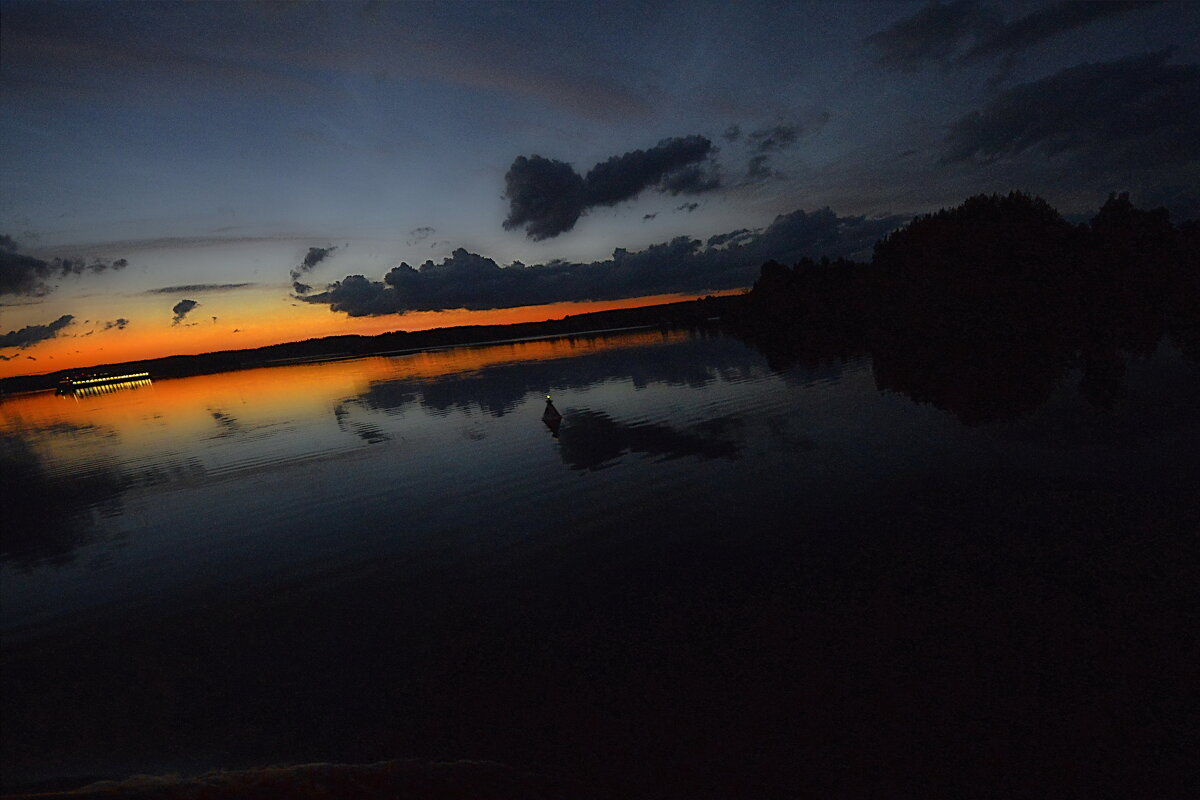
(542, 394, 562, 423)
(542, 394, 562, 435)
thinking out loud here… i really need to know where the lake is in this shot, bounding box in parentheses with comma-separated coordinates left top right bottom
(2, 327, 1197, 798)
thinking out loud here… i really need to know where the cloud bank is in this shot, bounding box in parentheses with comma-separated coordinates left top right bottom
(302, 207, 903, 317)
(503, 135, 720, 240)
(959, 1, 1154, 66)
(0, 236, 129, 296)
(866, 0, 1153, 72)
(943, 51, 1200, 170)
(1, 314, 75, 348)
(866, 0, 999, 71)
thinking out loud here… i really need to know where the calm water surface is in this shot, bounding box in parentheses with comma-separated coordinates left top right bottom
(2, 328, 1197, 797)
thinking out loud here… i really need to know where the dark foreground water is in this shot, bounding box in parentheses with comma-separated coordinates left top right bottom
(2, 328, 1197, 798)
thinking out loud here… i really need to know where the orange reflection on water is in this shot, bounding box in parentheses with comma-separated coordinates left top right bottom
(0, 328, 690, 441)
(0, 291, 741, 379)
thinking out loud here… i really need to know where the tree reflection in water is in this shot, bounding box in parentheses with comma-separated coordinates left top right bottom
(551, 409, 740, 471)
(732, 192, 1200, 425)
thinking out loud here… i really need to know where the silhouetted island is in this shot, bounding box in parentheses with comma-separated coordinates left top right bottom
(728, 191, 1200, 423)
(0, 297, 739, 396)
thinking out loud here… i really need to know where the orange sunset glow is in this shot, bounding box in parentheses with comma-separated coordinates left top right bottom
(5, 3, 1198, 797)
(0, 291, 738, 381)
(0, 327, 690, 442)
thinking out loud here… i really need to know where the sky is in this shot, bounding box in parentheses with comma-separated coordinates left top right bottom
(2, 0, 1198, 378)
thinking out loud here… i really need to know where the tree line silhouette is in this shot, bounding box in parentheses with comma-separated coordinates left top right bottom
(730, 192, 1200, 423)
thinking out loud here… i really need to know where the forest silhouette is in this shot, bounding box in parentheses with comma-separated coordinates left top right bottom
(732, 192, 1200, 423)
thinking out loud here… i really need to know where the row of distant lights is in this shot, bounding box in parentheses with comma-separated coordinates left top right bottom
(61, 372, 151, 387)
(69, 378, 153, 398)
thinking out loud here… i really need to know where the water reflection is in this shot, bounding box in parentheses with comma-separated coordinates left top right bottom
(60, 376, 153, 398)
(553, 408, 741, 471)
(0, 431, 128, 569)
(350, 330, 760, 419)
(3, 322, 1195, 585)
(735, 317, 1198, 427)
(340, 416, 392, 444)
(208, 409, 240, 439)
(2, 323, 1197, 796)
(0, 330, 773, 581)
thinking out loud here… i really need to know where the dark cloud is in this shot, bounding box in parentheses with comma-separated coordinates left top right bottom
(643, 213, 657, 221)
(0, 314, 74, 348)
(289, 246, 338, 292)
(707, 229, 754, 248)
(748, 125, 799, 152)
(943, 51, 1200, 170)
(959, 2, 1155, 65)
(171, 299, 199, 325)
(677, 202, 700, 213)
(865, 0, 999, 71)
(502, 155, 586, 241)
(406, 226, 435, 246)
(745, 155, 774, 183)
(1, 237, 129, 296)
(0, 247, 52, 296)
(659, 162, 721, 195)
(303, 207, 903, 317)
(147, 281, 255, 293)
(503, 136, 720, 240)
(582, 135, 717, 206)
(291, 245, 340, 289)
(867, 1, 1156, 72)
(102, 318, 129, 330)
(52, 256, 128, 277)
(146, 283, 254, 294)
(722, 124, 742, 142)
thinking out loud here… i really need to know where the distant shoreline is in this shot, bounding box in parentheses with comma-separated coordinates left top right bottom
(0, 295, 741, 396)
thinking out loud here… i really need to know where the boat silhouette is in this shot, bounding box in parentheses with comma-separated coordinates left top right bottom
(542, 394, 562, 436)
